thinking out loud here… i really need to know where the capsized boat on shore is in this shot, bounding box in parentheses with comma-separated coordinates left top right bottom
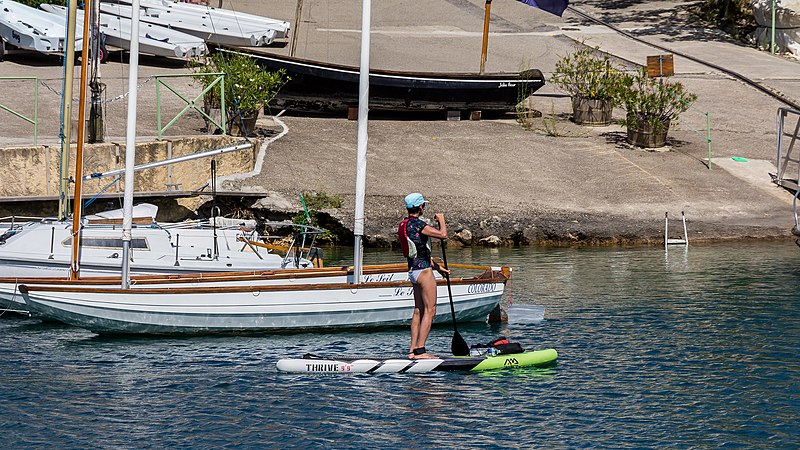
(41, 3, 207, 58)
(0, 0, 83, 56)
(117, 0, 291, 39)
(100, 1, 281, 47)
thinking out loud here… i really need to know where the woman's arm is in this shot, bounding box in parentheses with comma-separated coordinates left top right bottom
(421, 213, 447, 239)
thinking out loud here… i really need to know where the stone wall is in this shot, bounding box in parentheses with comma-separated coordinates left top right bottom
(0, 136, 257, 199)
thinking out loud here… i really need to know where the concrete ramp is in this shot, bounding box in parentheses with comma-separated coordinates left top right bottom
(714, 157, 793, 202)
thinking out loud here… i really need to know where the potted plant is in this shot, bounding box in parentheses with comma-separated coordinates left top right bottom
(615, 69, 698, 148)
(192, 52, 288, 136)
(550, 46, 625, 126)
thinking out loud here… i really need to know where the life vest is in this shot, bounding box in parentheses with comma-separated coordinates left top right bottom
(397, 217, 417, 259)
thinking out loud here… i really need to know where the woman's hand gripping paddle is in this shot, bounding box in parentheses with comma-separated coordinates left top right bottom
(440, 240, 470, 356)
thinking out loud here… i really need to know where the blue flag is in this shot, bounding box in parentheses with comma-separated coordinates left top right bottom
(517, 0, 569, 17)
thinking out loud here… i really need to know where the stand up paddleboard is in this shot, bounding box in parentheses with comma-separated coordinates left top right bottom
(276, 348, 557, 374)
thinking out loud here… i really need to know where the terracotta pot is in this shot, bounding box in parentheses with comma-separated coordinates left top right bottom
(572, 96, 613, 126)
(626, 116, 670, 148)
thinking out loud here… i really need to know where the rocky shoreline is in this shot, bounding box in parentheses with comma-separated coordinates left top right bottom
(240, 191, 790, 248)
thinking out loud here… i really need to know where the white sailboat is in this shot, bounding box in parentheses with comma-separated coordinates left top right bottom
(11, 257, 506, 333)
(41, 3, 207, 58)
(17, 0, 510, 334)
(0, 204, 317, 279)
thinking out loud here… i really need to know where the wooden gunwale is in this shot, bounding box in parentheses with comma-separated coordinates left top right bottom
(0, 264, 402, 285)
(1, 263, 506, 286)
(19, 275, 508, 294)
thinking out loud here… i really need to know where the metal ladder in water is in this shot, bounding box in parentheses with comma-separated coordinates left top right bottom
(664, 211, 688, 248)
(774, 107, 800, 191)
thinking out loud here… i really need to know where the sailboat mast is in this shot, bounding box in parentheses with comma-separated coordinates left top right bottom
(58, 0, 79, 221)
(68, 0, 95, 280)
(352, 0, 371, 284)
(480, 0, 492, 74)
(121, 0, 142, 289)
(290, 0, 303, 57)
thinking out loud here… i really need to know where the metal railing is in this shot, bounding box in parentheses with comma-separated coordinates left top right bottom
(774, 107, 800, 191)
(155, 73, 226, 139)
(0, 76, 38, 145)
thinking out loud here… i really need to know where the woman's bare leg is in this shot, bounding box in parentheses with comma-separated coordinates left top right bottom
(412, 268, 437, 358)
(410, 286, 423, 356)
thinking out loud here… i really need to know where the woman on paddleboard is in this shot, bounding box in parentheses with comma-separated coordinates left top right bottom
(398, 193, 448, 359)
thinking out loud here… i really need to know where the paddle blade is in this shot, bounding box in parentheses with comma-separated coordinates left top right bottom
(451, 331, 470, 356)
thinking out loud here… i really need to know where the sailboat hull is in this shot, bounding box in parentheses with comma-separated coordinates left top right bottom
(0, 265, 413, 311)
(19, 279, 504, 334)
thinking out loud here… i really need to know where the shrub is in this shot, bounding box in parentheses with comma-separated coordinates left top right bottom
(615, 69, 698, 131)
(191, 52, 288, 115)
(695, 0, 757, 39)
(550, 46, 625, 102)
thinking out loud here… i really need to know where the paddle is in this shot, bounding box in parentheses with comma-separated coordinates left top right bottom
(440, 239, 470, 356)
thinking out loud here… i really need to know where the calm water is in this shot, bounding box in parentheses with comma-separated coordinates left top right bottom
(1, 242, 798, 448)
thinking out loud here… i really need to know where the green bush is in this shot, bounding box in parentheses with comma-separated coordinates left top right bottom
(614, 69, 698, 131)
(301, 191, 344, 210)
(191, 52, 288, 115)
(550, 46, 625, 102)
(695, 0, 757, 38)
(292, 192, 342, 241)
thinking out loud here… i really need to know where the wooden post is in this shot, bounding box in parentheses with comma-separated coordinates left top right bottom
(291, 0, 304, 57)
(479, 0, 492, 74)
(347, 106, 358, 120)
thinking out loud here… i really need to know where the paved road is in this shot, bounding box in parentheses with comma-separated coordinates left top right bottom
(1, 0, 798, 244)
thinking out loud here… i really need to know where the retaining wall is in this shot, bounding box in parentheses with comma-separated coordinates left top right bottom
(0, 136, 257, 199)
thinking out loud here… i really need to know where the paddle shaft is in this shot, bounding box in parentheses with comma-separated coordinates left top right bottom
(440, 243, 457, 332)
